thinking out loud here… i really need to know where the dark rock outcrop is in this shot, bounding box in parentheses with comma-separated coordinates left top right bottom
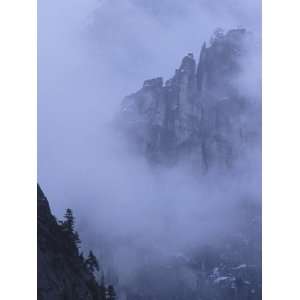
(119, 29, 260, 170)
(37, 184, 105, 300)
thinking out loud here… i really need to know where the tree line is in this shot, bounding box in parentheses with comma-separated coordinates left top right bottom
(59, 208, 116, 300)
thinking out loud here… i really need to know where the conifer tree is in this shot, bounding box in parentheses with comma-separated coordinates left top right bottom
(73, 231, 81, 247)
(85, 250, 100, 273)
(99, 273, 106, 300)
(79, 252, 84, 263)
(60, 208, 81, 254)
(107, 285, 116, 300)
(63, 208, 75, 233)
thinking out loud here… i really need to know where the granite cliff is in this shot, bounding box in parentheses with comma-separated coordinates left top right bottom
(119, 29, 260, 170)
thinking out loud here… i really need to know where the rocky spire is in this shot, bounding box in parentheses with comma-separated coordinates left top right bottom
(196, 42, 207, 93)
(118, 29, 259, 170)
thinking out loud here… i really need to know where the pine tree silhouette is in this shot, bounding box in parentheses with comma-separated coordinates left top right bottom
(73, 231, 81, 247)
(99, 273, 106, 300)
(85, 250, 100, 273)
(59, 208, 81, 254)
(107, 285, 116, 300)
(62, 208, 74, 233)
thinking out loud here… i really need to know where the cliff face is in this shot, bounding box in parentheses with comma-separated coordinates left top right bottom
(37, 185, 104, 300)
(119, 29, 260, 169)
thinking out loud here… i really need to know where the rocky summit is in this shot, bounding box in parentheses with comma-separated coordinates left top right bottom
(119, 29, 261, 170)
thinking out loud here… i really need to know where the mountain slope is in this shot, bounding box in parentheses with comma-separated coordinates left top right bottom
(37, 184, 107, 300)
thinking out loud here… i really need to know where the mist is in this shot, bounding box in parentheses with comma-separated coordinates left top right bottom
(38, 0, 261, 290)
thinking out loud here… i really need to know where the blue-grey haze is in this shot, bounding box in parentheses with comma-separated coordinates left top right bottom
(38, 0, 261, 293)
